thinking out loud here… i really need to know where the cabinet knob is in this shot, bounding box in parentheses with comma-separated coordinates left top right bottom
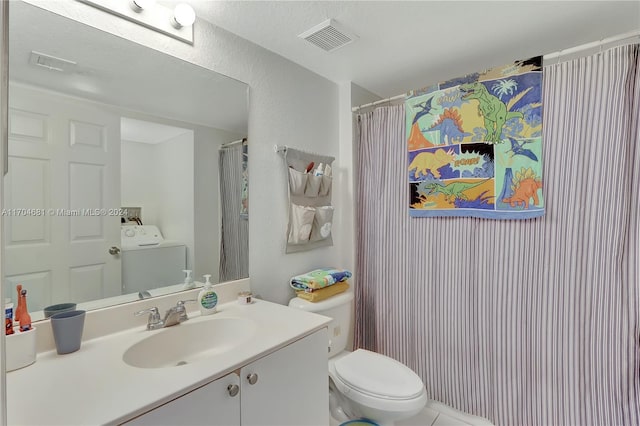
(246, 373, 258, 385)
(227, 384, 239, 397)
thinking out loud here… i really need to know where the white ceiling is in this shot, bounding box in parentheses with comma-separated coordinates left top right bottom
(168, 0, 640, 98)
(121, 117, 192, 144)
(12, 1, 639, 123)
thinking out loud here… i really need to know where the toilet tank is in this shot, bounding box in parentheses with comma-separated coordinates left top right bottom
(288, 292, 353, 358)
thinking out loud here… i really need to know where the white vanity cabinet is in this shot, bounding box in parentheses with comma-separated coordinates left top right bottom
(240, 327, 328, 425)
(126, 372, 241, 426)
(125, 328, 328, 426)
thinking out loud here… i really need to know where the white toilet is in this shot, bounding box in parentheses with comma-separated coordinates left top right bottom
(289, 292, 427, 426)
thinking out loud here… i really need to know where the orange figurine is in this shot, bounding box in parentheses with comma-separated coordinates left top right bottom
(15, 285, 31, 332)
(14, 285, 24, 323)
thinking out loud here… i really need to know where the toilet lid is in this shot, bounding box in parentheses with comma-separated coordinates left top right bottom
(334, 349, 424, 400)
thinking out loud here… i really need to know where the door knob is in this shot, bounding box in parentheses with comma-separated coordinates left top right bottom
(109, 246, 121, 255)
(227, 384, 239, 397)
(246, 373, 258, 385)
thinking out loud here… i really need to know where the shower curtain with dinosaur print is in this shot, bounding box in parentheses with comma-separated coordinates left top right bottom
(406, 56, 544, 219)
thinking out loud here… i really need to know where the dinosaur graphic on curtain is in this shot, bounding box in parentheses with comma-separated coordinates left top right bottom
(406, 56, 544, 219)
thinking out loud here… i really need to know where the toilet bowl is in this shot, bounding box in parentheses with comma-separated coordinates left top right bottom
(328, 349, 427, 425)
(288, 292, 427, 425)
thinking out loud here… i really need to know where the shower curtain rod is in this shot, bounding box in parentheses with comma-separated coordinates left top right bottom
(351, 29, 640, 112)
(220, 138, 247, 148)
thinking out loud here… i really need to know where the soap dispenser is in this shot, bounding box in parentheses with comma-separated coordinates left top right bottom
(197, 274, 218, 315)
(182, 269, 194, 290)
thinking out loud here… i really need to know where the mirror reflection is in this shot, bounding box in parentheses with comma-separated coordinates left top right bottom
(4, 1, 249, 319)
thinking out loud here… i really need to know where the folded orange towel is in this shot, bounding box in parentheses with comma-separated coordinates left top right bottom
(296, 281, 349, 303)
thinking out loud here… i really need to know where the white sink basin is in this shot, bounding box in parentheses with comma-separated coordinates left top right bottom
(123, 317, 257, 368)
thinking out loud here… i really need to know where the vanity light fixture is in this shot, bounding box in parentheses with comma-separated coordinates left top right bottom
(78, 0, 195, 45)
(172, 3, 196, 28)
(130, 0, 156, 12)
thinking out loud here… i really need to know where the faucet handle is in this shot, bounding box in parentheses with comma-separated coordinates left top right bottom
(134, 307, 163, 330)
(176, 299, 197, 322)
(135, 306, 160, 316)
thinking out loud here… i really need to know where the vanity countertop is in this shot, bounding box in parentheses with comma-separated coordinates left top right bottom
(6, 299, 331, 425)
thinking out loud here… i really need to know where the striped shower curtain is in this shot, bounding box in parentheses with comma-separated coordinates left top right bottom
(218, 141, 249, 282)
(354, 44, 640, 426)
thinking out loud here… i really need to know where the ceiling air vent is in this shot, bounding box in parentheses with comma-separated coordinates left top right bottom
(298, 19, 358, 52)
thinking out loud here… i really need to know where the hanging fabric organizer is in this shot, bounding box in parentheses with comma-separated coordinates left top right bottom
(278, 146, 335, 253)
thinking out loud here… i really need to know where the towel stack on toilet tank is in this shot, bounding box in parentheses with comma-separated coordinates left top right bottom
(290, 268, 351, 303)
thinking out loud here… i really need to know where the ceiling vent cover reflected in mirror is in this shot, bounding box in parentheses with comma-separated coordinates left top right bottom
(29, 51, 77, 73)
(298, 19, 358, 52)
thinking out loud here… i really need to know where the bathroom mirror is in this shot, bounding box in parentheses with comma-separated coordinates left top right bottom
(3, 1, 249, 319)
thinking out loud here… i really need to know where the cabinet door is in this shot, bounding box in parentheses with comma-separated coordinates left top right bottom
(126, 372, 240, 426)
(240, 329, 329, 426)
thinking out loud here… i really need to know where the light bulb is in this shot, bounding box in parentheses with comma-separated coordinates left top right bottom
(172, 3, 196, 28)
(130, 0, 155, 11)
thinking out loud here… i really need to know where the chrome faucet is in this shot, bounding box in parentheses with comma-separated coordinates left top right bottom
(134, 300, 197, 330)
(162, 306, 183, 328)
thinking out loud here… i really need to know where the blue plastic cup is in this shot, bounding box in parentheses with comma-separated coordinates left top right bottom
(50, 310, 86, 355)
(44, 302, 77, 319)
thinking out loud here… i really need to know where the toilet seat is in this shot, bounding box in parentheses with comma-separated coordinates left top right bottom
(333, 349, 425, 400)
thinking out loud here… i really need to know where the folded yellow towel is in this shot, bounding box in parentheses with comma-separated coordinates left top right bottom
(296, 281, 349, 303)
